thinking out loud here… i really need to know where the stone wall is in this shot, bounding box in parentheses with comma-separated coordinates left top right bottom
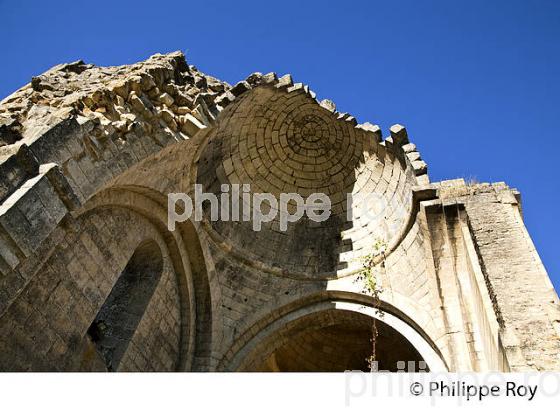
(0, 52, 558, 371)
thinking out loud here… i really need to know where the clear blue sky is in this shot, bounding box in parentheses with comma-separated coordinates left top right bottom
(1, 0, 559, 290)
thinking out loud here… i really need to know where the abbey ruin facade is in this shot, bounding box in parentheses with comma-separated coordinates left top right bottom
(0, 52, 559, 371)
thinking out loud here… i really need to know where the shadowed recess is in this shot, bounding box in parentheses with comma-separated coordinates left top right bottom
(87, 240, 163, 371)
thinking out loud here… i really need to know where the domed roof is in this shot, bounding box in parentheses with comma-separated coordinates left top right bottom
(194, 77, 423, 279)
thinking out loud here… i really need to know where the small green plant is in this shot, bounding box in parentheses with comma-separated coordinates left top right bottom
(355, 237, 387, 371)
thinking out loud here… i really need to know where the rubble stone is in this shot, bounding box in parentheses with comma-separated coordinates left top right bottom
(0, 51, 557, 373)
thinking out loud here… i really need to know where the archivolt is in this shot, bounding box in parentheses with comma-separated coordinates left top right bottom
(75, 185, 213, 371)
(218, 291, 448, 372)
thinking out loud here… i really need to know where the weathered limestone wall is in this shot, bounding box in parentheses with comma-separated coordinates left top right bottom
(0, 52, 558, 371)
(0, 206, 182, 370)
(0, 52, 229, 311)
(462, 183, 560, 370)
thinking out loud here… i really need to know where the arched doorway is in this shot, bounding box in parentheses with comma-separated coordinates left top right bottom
(253, 310, 423, 372)
(223, 300, 447, 372)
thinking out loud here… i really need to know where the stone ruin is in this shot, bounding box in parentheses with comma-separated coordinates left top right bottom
(0, 52, 559, 371)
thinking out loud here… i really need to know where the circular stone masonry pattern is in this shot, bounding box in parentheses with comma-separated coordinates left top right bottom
(196, 86, 416, 279)
(196, 85, 418, 279)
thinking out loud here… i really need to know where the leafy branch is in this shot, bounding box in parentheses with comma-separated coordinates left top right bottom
(355, 237, 387, 371)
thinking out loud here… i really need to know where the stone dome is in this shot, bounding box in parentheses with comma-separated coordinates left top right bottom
(195, 79, 421, 279)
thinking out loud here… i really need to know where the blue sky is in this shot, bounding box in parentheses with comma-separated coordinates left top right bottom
(1, 0, 559, 289)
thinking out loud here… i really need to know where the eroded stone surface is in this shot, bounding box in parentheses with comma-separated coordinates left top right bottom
(0, 52, 558, 372)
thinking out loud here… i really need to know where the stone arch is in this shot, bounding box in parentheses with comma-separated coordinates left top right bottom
(3, 51, 556, 372)
(0, 201, 183, 371)
(218, 294, 448, 372)
(67, 205, 179, 371)
(76, 186, 214, 370)
(326, 275, 448, 365)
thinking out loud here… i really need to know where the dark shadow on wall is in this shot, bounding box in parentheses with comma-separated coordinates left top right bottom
(87, 240, 163, 371)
